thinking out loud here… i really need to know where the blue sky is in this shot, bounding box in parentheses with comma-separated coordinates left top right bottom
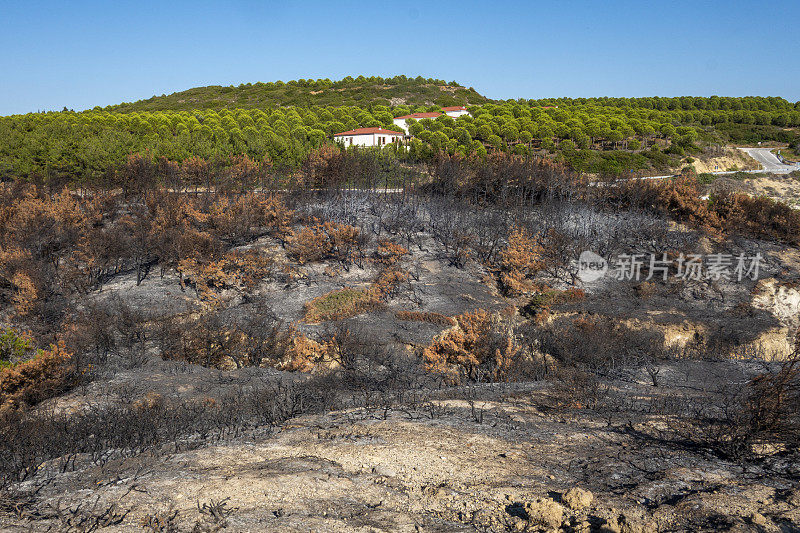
(1, 0, 798, 115)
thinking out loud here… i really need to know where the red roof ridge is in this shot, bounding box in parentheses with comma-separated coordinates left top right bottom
(333, 127, 404, 136)
(441, 106, 468, 111)
(394, 112, 442, 120)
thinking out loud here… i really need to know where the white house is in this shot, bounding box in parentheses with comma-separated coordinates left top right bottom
(441, 106, 470, 118)
(392, 112, 442, 134)
(392, 108, 472, 133)
(333, 127, 404, 148)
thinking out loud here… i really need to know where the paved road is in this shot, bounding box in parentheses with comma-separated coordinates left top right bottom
(635, 148, 799, 181)
(738, 147, 800, 173)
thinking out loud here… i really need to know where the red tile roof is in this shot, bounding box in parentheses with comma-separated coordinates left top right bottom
(333, 127, 404, 136)
(394, 112, 442, 120)
(441, 106, 467, 112)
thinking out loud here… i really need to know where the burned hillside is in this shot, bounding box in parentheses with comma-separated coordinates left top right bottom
(1, 150, 799, 532)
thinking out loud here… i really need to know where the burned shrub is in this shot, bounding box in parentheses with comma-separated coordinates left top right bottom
(0, 381, 319, 490)
(49, 497, 131, 532)
(286, 219, 366, 267)
(422, 309, 528, 384)
(658, 360, 798, 461)
(161, 313, 245, 369)
(158, 309, 304, 371)
(519, 288, 585, 321)
(497, 226, 545, 297)
(316, 323, 425, 393)
(530, 315, 665, 371)
(744, 356, 800, 450)
(426, 152, 576, 206)
(141, 506, 180, 533)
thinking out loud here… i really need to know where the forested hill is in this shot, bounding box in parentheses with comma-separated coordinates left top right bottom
(104, 76, 490, 113)
(2, 75, 799, 183)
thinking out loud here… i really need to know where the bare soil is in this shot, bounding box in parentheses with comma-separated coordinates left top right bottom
(4, 364, 799, 532)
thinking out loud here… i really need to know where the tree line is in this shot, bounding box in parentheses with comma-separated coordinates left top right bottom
(1, 95, 798, 185)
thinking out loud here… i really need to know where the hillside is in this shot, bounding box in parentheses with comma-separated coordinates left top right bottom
(2, 158, 800, 530)
(2, 76, 799, 182)
(104, 75, 491, 113)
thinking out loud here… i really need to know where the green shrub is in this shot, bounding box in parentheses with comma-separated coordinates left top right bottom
(0, 328, 34, 368)
(697, 172, 715, 185)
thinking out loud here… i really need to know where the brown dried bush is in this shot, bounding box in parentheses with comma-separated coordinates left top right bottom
(287, 219, 362, 266)
(281, 331, 333, 372)
(370, 267, 410, 301)
(374, 239, 408, 267)
(634, 281, 657, 299)
(422, 309, 523, 384)
(607, 174, 720, 232)
(177, 258, 231, 302)
(712, 192, 800, 245)
(178, 249, 274, 301)
(0, 341, 74, 412)
(208, 192, 293, 244)
(497, 226, 544, 297)
(605, 173, 800, 245)
(301, 143, 344, 189)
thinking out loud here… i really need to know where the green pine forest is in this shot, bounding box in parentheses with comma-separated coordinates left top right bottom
(2, 75, 799, 186)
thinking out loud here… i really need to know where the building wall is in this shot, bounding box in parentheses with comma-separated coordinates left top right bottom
(395, 112, 470, 133)
(335, 133, 400, 147)
(393, 118, 411, 133)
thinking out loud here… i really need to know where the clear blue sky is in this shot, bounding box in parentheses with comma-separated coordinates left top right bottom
(2, 0, 799, 115)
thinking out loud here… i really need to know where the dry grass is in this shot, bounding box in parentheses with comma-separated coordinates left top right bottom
(395, 310, 456, 327)
(303, 288, 378, 323)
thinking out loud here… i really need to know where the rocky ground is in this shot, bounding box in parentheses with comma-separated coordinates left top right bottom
(3, 362, 799, 532)
(690, 146, 760, 174)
